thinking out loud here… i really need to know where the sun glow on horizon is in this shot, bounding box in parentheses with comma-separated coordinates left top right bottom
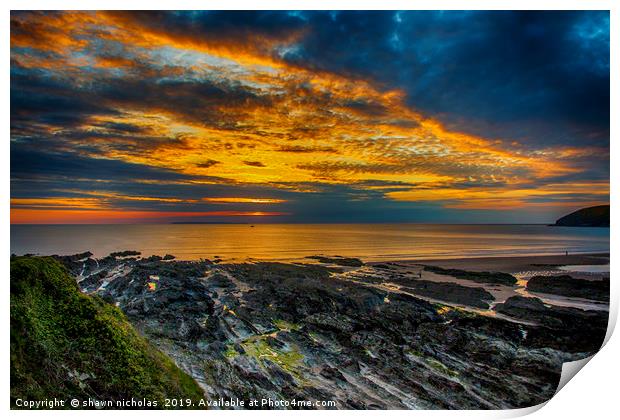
(201, 197, 287, 204)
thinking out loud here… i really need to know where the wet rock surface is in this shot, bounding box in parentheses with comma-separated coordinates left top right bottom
(401, 280, 494, 309)
(493, 296, 608, 343)
(306, 256, 364, 267)
(526, 275, 609, 301)
(55, 252, 608, 409)
(423, 266, 517, 286)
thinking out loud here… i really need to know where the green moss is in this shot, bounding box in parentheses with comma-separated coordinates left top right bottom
(11, 257, 205, 409)
(223, 344, 239, 359)
(273, 319, 301, 331)
(425, 358, 459, 377)
(406, 349, 424, 358)
(240, 336, 304, 376)
(364, 349, 377, 359)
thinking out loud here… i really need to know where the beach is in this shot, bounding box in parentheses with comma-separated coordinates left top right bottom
(365, 253, 610, 313)
(12, 248, 608, 409)
(393, 252, 610, 274)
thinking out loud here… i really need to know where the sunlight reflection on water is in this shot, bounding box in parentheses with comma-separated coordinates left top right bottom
(11, 223, 609, 262)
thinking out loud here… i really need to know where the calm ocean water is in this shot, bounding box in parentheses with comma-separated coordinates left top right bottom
(10, 224, 610, 262)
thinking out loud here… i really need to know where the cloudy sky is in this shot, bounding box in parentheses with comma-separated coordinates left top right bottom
(10, 11, 609, 224)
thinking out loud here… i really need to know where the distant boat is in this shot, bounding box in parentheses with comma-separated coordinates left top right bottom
(250, 225, 255, 227)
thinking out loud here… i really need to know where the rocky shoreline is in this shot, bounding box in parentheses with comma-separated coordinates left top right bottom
(30, 251, 610, 409)
(526, 275, 609, 301)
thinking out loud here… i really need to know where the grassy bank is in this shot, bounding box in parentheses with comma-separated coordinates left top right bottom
(10, 256, 205, 408)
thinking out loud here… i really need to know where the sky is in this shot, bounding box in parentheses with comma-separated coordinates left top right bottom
(10, 10, 610, 224)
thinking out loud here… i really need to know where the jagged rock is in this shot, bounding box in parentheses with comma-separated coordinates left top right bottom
(424, 265, 517, 285)
(305, 313, 357, 333)
(401, 279, 494, 308)
(40, 252, 609, 409)
(208, 272, 234, 288)
(527, 275, 609, 301)
(494, 296, 608, 353)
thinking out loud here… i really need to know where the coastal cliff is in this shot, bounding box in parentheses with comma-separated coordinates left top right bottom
(10, 257, 205, 408)
(554, 205, 609, 227)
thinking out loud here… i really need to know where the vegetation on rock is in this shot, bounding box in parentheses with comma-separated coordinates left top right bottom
(10, 256, 205, 408)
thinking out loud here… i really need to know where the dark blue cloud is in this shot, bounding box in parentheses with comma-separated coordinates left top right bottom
(106, 10, 306, 47)
(11, 66, 116, 126)
(281, 10, 609, 147)
(101, 10, 608, 147)
(10, 146, 208, 183)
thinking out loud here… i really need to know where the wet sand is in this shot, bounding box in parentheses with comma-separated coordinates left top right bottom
(363, 253, 610, 313)
(376, 253, 609, 274)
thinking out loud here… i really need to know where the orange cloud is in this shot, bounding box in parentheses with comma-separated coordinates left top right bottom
(387, 182, 610, 209)
(10, 11, 608, 220)
(11, 11, 578, 186)
(10, 197, 106, 210)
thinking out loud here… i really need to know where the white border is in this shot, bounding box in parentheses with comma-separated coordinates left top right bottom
(2, 1, 617, 10)
(2, 2, 617, 419)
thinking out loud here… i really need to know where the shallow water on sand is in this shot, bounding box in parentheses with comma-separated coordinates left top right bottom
(11, 223, 609, 262)
(558, 264, 610, 273)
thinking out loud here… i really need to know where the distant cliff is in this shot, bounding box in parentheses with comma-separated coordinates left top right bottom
(554, 205, 609, 227)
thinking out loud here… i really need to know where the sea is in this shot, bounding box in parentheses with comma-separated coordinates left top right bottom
(10, 224, 610, 262)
